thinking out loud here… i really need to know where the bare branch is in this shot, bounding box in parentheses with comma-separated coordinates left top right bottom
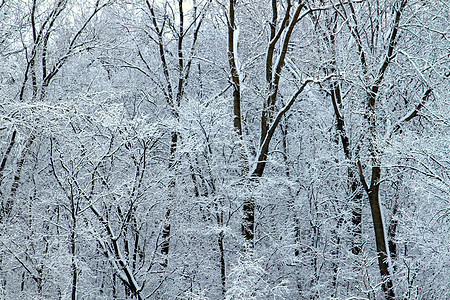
(253, 75, 333, 177)
(387, 88, 433, 139)
(357, 160, 370, 193)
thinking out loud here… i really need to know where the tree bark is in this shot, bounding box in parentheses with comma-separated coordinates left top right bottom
(228, 0, 242, 137)
(358, 162, 395, 299)
(367, 171, 395, 300)
(218, 230, 226, 299)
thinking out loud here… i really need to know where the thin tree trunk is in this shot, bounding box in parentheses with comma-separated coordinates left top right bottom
(233, 1, 310, 248)
(350, 172, 363, 255)
(160, 131, 177, 267)
(242, 197, 255, 248)
(3, 134, 35, 220)
(228, 0, 242, 137)
(70, 184, 78, 300)
(160, 208, 171, 268)
(218, 230, 226, 299)
(147, 0, 203, 269)
(71, 227, 77, 300)
(388, 202, 399, 272)
(317, 7, 364, 258)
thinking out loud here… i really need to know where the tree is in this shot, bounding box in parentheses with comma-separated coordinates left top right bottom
(316, 0, 446, 297)
(0, 0, 448, 298)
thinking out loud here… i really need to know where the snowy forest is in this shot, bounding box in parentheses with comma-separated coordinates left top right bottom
(0, 0, 449, 299)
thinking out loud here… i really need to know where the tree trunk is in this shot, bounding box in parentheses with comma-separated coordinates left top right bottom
(160, 131, 178, 267)
(242, 198, 255, 248)
(388, 202, 399, 272)
(368, 167, 395, 300)
(350, 173, 363, 255)
(228, 0, 242, 137)
(218, 230, 226, 299)
(71, 229, 77, 300)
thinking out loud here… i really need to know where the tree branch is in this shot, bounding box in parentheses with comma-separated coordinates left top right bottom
(253, 75, 333, 177)
(357, 159, 370, 193)
(387, 88, 432, 140)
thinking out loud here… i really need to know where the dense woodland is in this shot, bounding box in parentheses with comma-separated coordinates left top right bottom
(0, 0, 449, 299)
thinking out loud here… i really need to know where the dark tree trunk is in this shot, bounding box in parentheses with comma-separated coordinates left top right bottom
(228, 0, 242, 137)
(160, 131, 178, 267)
(388, 202, 399, 268)
(350, 174, 363, 255)
(368, 167, 395, 300)
(218, 230, 226, 298)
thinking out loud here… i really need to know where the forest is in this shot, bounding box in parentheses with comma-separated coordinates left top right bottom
(0, 0, 449, 299)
